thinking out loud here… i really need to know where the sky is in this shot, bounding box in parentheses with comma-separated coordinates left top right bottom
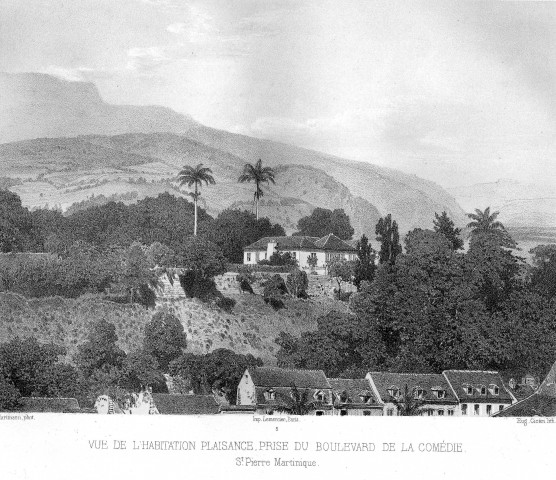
(1, 0, 555, 188)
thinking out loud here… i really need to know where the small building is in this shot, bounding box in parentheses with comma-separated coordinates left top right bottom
(328, 378, 383, 416)
(243, 234, 357, 274)
(366, 372, 459, 416)
(236, 366, 334, 415)
(495, 361, 556, 417)
(442, 370, 514, 416)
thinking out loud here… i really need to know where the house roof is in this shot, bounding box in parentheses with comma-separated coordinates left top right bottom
(442, 370, 513, 404)
(368, 372, 458, 405)
(328, 378, 380, 406)
(505, 383, 536, 402)
(244, 234, 356, 252)
(254, 386, 333, 408)
(494, 394, 556, 417)
(244, 236, 319, 251)
(248, 367, 331, 389)
(313, 234, 356, 252)
(495, 360, 556, 417)
(151, 394, 220, 415)
(18, 397, 81, 413)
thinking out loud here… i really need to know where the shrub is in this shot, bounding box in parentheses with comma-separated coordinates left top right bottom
(263, 274, 289, 298)
(265, 297, 285, 310)
(286, 269, 309, 298)
(216, 296, 236, 313)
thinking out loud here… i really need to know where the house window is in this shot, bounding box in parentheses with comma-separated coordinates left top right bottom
(447, 410, 454, 416)
(464, 385, 474, 395)
(314, 391, 326, 402)
(264, 389, 275, 401)
(474, 404, 480, 415)
(479, 385, 487, 396)
(461, 404, 467, 415)
(386, 408, 394, 416)
(387, 387, 400, 398)
(315, 411, 324, 416)
(427, 410, 434, 416)
(499, 405, 504, 412)
(486, 405, 492, 416)
(414, 388, 425, 399)
(438, 410, 445, 416)
(363, 410, 371, 416)
(489, 384, 499, 395)
(434, 389, 446, 399)
(246, 253, 251, 262)
(340, 409, 348, 416)
(359, 394, 372, 403)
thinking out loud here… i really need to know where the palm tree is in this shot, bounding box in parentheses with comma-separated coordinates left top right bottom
(466, 207, 505, 233)
(275, 384, 317, 415)
(389, 384, 429, 416)
(178, 163, 216, 236)
(238, 159, 276, 220)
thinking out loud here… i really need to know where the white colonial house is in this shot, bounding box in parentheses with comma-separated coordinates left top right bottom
(243, 234, 357, 274)
(442, 370, 514, 416)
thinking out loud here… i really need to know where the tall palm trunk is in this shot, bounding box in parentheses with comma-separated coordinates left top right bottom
(194, 183, 198, 236)
(255, 181, 260, 220)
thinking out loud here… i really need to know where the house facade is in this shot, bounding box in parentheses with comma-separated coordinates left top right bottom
(236, 366, 334, 415)
(442, 370, 514, 416)
(329, 378, 383, 416)
(366, 372, 459, 416)
(243, 234, 357, 274)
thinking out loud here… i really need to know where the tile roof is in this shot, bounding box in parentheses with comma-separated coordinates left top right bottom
(494, 394, 556, 417)
(328, 378, 380, 406)
(254, 386, 333, 408)
(244, 234, 355, 252)
(249, 367, 331, 389)
(19, 397, 81, 413)
(151, 394, 220, 415)
(368, 372, 458, 405)
(313, 234, 356, 252)
(244, 236, 319, 251)
(495, 360, 556, 417)
(442, 370, 513, 404)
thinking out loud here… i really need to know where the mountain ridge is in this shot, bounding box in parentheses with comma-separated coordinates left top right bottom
(1, 72, 467, 234)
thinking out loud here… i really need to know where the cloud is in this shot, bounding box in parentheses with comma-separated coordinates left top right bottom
(40, 65, 112, 82)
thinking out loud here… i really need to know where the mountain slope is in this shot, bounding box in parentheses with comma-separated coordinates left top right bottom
(0, 72, 198, 143)
(0, 72, 466, 233)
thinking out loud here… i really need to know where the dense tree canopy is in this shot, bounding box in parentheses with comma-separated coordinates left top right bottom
(169, 349, 263, 403)
(143, 312, 187, 371)
(203, 209, 285, 263)
(294, 208, 354, 240)
(375, 214, 402, 264)
(433, 211, 464, 250)
(0, 190, 39, 252)
(277, 223, 556, 380)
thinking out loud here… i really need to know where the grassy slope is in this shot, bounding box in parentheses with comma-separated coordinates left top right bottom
(0, 291, 345, 364)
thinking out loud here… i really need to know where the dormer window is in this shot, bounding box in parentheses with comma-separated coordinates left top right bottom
(463, 384, 474, 395)
(489, 384, 499, 395)
(387, 386, 400, 398)
(478, 385, 487, 396)
(414, 388, 426, 399)
(314, 391, 326, 402)
(264, 389, 276, 401)
(432, 389, 446, 399)
(359, 394, 372, 404)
